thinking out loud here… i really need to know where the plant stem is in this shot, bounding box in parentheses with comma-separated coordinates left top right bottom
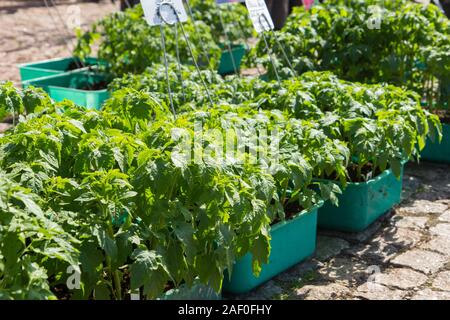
(107, 223, 122, 300)
(280, 179, 289, 207)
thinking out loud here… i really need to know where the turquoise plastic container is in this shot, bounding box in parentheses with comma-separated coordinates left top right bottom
(218, 44, 247, 75)
(421, 123, 450, 164)
(223, 203, 322, 294)
(19, 57, 100, 82)
(22, 70, 110, 110)
(317, 165, 404, 232)
(259, 73, 269, 81)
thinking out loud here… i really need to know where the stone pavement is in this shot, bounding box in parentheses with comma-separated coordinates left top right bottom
(230, 161, 450, 300)
(0, 0, 118, 84)
(0, 123, 12, 133)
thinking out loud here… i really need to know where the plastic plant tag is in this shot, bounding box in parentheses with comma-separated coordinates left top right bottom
(216, 0, 245, 4)
(140, 0, 188, 26)
(244, 0, 274, 33)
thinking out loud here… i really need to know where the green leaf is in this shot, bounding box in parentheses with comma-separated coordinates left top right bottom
(250, 229, 271, 277)
(94, 283, 111, 300)
(93, 227, 118, 265)
(130, 249, 167, 291)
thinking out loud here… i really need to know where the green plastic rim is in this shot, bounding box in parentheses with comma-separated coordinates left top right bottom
(18, 57, 102, 82)
(223, 201, 323, 294)
(317, 164, 405, 232)
(421, 123, 450, 164)
(22, 70, 110, 110)
(218, 43, 248, 75)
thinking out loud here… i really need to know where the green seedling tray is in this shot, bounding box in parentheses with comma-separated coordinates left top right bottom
(317, 165, 404, 232)
(223, 203, 322, 294)
(19, 57, 101, 82)
(421, 123, 450, 164)
(22, 70, 110, 110)
(218, 44, 247, 75)
(259, 73, 269, 81)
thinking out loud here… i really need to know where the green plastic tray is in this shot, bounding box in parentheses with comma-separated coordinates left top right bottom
(421, 123, 450, 164)
(19, 57, 100, 82)
(223, 203, 322, 294)
(22, 70, 110, 110)
(259, 73, 269, 81)
(317, 165, 404, 232)
(218, 44, 247, 75)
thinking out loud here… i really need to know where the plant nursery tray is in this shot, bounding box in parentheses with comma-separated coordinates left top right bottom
(317, 165, 405, 232)
(22, 70, 110, 110)
(19, 57, 101, 82)
(222, 202, 322, 294)
(421, 123, 450, 164)
(218, 44, 247, 76)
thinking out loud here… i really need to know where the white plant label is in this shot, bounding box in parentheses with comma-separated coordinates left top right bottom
(140, 0, 188, 26)
(244, 0, 274, 33)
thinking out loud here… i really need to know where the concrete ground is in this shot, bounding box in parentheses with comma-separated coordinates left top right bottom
(230, 161, 450, 300)
(0, 0, 118, 84)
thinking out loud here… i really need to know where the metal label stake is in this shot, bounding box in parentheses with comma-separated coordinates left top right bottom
(156, 2, 215, 111)
(259, 13, 297, 78)
(174, 22, 187, 103)
(243, 0, 280, 79)
(218, 10, 239, 76)
(177, 18, 215, 108)
(43, 0, 83, 70)
(183, 0, 215, 72)
(258, 13, 281, 86)
(43, 0, 95, 89)
(124, 0, 132, 9)
(158, 24, 177, 117)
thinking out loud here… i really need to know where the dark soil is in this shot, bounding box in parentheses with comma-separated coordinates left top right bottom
(423, 106, 450, 124)
(270, 162, 387, 226)
(121, 269, 133, 300)
(0, 115, 14, 124)
(272, 201, 305, 226)
(79, 80, 108, 91)
(432, 109, 450, 125)
(284, 201, 304, 220)
(346, 162, 384, 182)
(164, 282, 176, 292)
(66, 60, 83, 71)
(51, 284, 72, 300)
(66, 60, 97, 72)
(326, 162, 385, 183)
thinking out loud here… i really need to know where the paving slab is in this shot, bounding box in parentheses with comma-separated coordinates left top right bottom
(356, 283, 406, 300)
(420, 236, 450, 256)
(390, 215, 429, 230)
(431, 271, 450, 292)
(397, 200, 448, 216)
(294, 283, 352, 300)
(430, 223, 450, 238)
(315, 236, 350, 261)
(374, 268, 428, 290)
(391, 249, 447, 274)
(412, 289, 450, 300)
(372, 227, 423, 249)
